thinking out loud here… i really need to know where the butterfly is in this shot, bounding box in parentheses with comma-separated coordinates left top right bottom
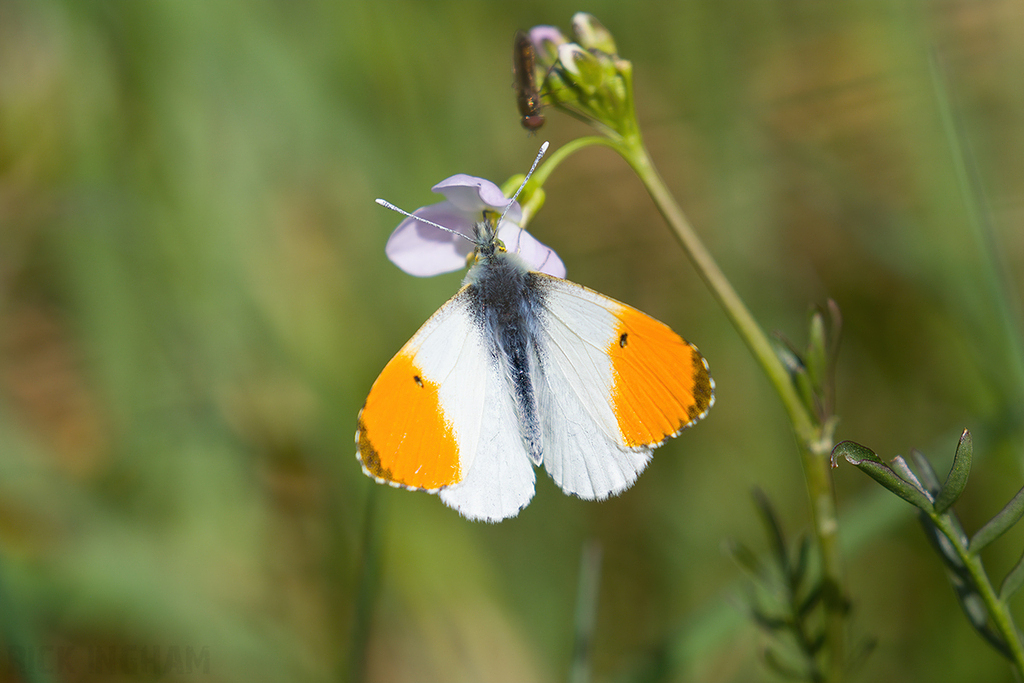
(358, 144, 714, 522)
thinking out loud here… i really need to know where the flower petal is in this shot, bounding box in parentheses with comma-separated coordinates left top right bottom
(497, 223, 566, 278)
(384, 174, 561, 279)
(432, 174, 505, 210)
(529, 26, 567, 62)
(385, 202, 475, 277)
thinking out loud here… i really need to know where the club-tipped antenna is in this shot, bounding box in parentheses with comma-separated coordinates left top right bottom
(498, 141, 548, 229)
(374, 198, 476, 245)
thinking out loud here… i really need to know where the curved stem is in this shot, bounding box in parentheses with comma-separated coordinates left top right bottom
(931, 513, 1024, 673)
(530, 136, 620, 189)
(540, 131, 846, 680)
(618, 138, 846, 680)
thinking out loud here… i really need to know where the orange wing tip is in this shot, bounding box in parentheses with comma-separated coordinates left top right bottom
(684, 350, 715, 427)
(353, 424, 447, 494)
(354, 352, 464, 489)
(356, 455, 444, 493)
(610, 308, 715, 448)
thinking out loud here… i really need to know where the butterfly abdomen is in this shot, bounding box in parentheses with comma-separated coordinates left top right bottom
(468, 253, 546, 465)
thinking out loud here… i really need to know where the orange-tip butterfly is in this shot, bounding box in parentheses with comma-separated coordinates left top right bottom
(358, 143, 714, 522)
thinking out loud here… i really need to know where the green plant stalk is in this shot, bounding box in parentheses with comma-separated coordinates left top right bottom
(533, 138, 823, 458)
(532, 113, 848, 677)
(346, 489, 381, 683)
(624, 139, 845, 682)
(0, 550, 57, 683)
(929, 512, 1024, 673)
(569, 540, 603, 683)
(532, 99, 844, 678)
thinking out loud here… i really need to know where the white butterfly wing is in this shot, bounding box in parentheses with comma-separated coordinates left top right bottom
(534, 274, 714, 500)
(438, 358, 536, 522)
(357, 286, 536, 522)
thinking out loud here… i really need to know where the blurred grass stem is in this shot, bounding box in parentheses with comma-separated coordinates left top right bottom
(928, 51, 1024, 410)
(569, 540, 603, 683)
(346, 489, 381, 683)
(0, 551, 56, 683)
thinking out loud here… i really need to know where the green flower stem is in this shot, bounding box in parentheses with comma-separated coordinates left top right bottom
(536, 129, 846, 679)
(625, 146, 814, 437)
(535, 138, 820, 448)
(622, 140, 845, 681)
(930, 512, 1024, 673)
(538, 128, 848, 678)
(529, 136, 618, 189)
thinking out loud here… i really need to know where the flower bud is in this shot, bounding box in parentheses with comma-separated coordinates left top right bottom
(519, 14, 639, 139)
(570, 13, 617, 55)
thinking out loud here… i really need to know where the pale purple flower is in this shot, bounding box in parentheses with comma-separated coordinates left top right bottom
(385, 174, 565, 278)
(528, 25, 567, 62)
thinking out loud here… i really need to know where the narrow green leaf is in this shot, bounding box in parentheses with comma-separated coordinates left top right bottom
(918, 512, 966, 570)
(891, 456, 931, 500)
(909, 449, 941, 495)
(763, 647, 809, 681)
(807, 630, 827, 655)
(970, 485, 1024, 554)
(806, 309, 827, 389)
(790, 534, 812, 591)
(752, 489, 789, 575)
(1000, 548, 1024, 602)
(724, 539, 764, 578)
(949, 578, 1012, 659)
(775, 341, 816, 417)
(935, 429, 972, 514)
(774, 339, 802, 373)
(957, 588, 989, 631)
(750, 607, 789, 632)
(824, 299, 842, 363)
(797, 582, 823, 618)
(834, 441, 934, 511)
(818, 300, 842, 420)
(792, 369, 817, 421)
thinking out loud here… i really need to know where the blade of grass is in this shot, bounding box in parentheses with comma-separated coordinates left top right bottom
(569, 540, 603, 683)
(346, 489, 381, 683)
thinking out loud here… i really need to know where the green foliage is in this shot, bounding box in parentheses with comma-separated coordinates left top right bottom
(2, 2, 1024, 682)
(836, 433, 1024, 671)
(776, 301, 842, 431)
(727, 490, 831, 682)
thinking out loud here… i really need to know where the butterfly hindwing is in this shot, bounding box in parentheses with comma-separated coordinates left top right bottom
(438, 352, 537, 522)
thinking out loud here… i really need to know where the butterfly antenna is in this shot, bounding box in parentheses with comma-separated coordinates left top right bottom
(498, 141, 549, 229)
(375, 198, 476, 245)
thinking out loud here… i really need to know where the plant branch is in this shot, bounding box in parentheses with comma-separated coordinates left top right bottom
(930, 512, 1024, 673)
(617, 135, 845, 681)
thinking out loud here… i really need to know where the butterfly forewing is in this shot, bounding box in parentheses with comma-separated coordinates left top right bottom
(532, 274, 713, 498)
(357, 288, 485, 490)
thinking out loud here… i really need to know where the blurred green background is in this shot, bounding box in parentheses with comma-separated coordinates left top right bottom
(2, 1, 1024, 681)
